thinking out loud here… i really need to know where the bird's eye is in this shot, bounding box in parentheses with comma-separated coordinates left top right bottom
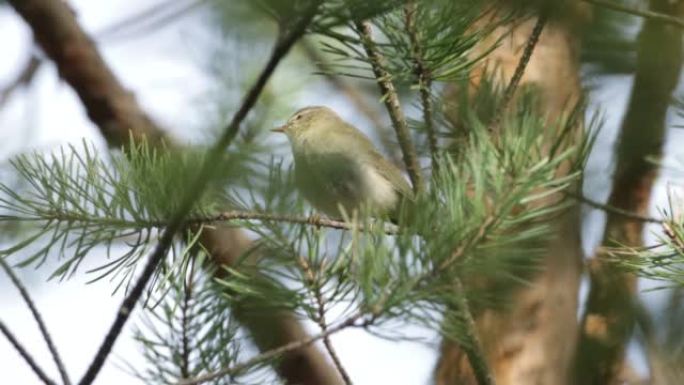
(295, 115, 302, 120)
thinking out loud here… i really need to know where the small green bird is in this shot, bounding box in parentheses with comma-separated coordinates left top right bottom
(273, 106, 413, 221)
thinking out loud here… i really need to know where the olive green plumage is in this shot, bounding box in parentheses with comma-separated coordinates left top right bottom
(275, 106, 413, 220)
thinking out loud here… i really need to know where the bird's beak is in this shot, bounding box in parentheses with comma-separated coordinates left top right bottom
(271, 125, 286, 134)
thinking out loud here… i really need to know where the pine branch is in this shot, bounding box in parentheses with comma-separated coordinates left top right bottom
(354, 20, 423, 193)
(0, 320, 58, 385)
(583, 0, 684, 28)
(196, 211, 399, 234)
(297, 257, 353, 385)
(0, 210, 399, 234)
(9, 0, 341, 384)
(0, 258, 71, 385)
(76, 5, 321, 384)
(403, 2, 438, 169)
(490, 10, 548, 132)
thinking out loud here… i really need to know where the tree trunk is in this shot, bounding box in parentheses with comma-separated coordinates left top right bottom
(436, 5, 588, 385)
(575, 1, 684, 384)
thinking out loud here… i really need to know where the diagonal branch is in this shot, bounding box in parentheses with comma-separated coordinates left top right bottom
(75, 6, 321, 384)
(355, 20, 423, 193)
(404, 2, 439, 169)
(490, 10, 548, 131)
(0, 258, 71, 385)
(0, 319, 58, 385)
(297, 257, 353, 385)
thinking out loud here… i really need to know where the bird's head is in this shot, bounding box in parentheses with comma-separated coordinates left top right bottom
(272, 106, 339, 140)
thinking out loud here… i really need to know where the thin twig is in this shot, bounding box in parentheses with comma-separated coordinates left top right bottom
(453, 278, 496, 385)
(582, 0, 684, 29)
(355, 21, 423, 193)
(0, 55, 41, 108)
(404, 2, 439, 169)
(0, 319, 58, 385)
(76, 6, 320, 384)
(198, 211, 399, 234)
(489, 11, 548, 131)
(2, 210, 399, 234)
(95, 0, 206, 42)
(177, 313, 365, 385)
(297, 257, 353, 385)
(566, 191, 664, 224)
(0, 258, 71, 385)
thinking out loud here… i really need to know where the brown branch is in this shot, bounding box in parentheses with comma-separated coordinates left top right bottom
(566, 191, 664, 224)
(8, 0, 165, 148)
(297, 257, 353, 385)
(0, 319, 58, 385)
(583, 0, 684, 29)
(178, 313, 365, 385)
(197, 211, 398, 234)
(490, 10, 548, 132)
(404, 2, 439, 169)
(0, 258, 71, 385)
(575, 0, 684, 383)
(3, 210, 399, 234)
(355, 21, 424, 194)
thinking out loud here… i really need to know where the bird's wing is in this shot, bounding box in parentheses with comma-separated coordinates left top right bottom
(371, 152, 414, 200)
(334, 122, 415, 200)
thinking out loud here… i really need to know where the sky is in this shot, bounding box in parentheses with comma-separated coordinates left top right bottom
(1, 1, 683, 385)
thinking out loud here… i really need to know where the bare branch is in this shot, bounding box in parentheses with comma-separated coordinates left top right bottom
(196, 211, 398, 234)
(490, 11, 548, 131)
(0, 319, 59, 385)
(355, 20, 424, 193)
(0, 258, 71, 385)
(566, 191, 664, 224)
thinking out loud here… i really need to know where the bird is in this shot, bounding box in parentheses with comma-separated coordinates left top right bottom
(273, 106, 413, 221)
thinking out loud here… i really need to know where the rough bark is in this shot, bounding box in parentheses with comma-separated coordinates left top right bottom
(574, 1, 684, 384)
(7, 1, 342, 384)
(436, 5, 587, 385)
